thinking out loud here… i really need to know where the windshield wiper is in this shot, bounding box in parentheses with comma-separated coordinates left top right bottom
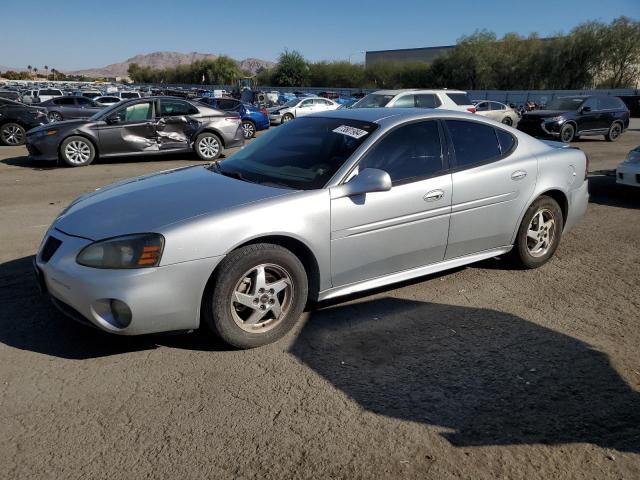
(208, 161, 253, 183)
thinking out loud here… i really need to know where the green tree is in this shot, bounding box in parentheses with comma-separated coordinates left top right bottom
(272, 50, 309, 87)
(601, 16, 640, 88)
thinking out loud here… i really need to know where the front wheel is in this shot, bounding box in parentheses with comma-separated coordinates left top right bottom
(0, 123, 26, 145)
(60, 136, 95, 167)
(195, 132, 222, 160)
(605, 122, 622, 142)
(501, 116, 513, 126)
(560, 123, 575, 143)
(48, 111, 63, 122)
(203, 243, 308, 349)
(281, 113, 294, 124)
(513, 196, 563, 269)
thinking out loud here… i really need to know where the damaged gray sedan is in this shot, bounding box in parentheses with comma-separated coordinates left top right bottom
(25, 96, 244, 166)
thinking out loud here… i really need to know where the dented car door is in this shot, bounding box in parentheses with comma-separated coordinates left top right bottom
(156, 99, 201, 150)
(97, 100, 158, 155)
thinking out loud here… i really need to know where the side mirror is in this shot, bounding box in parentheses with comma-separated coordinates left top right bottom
(580, 106, 591, 113)
(330, 168, 392, 199)
(106, 114, 121, 124)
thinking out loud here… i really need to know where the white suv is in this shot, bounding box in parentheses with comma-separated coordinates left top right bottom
(352, 89, 477, 113)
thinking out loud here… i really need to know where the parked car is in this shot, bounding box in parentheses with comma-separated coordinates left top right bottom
(517, 95, 630, 143)
(25, 96, 244, 166)
(197, 97, 269, 138)
(77, 90, 102, 99)
(474, 100, 520, 126)
(94, 96, 121, 107)
(616, 145, 640, 188)
(33, 88, 64, 103)
(0, 98, 48, 145)
(119, 91, 142, 99)
(0, 90, 22, 102)
(268, 97, 340, 124)
(318, 91, 340, 101)
(40, 96, 103, 122)
(352, 89, 477, 113)
(34, 108, 588, 348)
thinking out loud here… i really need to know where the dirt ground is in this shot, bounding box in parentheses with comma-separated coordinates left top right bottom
(0, 123, 639, 479)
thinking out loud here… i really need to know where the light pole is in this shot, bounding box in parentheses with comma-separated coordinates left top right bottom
(348, 51, 365, 64)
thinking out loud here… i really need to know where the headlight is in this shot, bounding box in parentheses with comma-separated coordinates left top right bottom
(545, 116, 563, 122)
(625, 149, 640, 164)
(77, 233, 164, 269)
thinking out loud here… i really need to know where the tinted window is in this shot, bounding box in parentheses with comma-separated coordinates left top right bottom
(359, 121, 443, 183)
(113, 102, 153, 122)
(160, 100, 198, 116)
(545, 97, 585, 110)
(446, 120, 501, 168)
(446, 93, 472, 105)
(216, 117, 378, 190)
(392, 95, 415, 108)
(54, 97, 75, 105)
(216, 99, 239, 110)
(353, 94, 395, 108)
(121, 92, 140, 99)
(75, 97, 94, 105)
(496, 129, 516, 154)
(415, 94, 441, 108)
(39, 89, 62, 96)
(582, 97, 598, 110)
(491, 102, 506, 110)
(475, 101, 489, 112)
(598, 96, 625, 110)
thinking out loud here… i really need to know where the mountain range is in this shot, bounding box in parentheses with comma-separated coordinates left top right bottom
(63, 51, 276, 78)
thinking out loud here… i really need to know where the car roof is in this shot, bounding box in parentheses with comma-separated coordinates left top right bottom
(309, 107, 478, 125)
(370, 89, 468, 95)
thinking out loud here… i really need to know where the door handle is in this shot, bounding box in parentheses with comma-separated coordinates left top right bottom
(511, 170, 527, 180)
(424, 190, 444, 202)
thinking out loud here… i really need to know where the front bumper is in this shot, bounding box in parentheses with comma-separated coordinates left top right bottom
(269, 113, 283, 125)
(616, 163, 640, 188)
(35, 228, 223, 335)
(518, 118, 561, 138)
(25, 132, 60, 161)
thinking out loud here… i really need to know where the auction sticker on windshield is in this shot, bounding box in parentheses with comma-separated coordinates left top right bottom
(333, 125, 369, 139)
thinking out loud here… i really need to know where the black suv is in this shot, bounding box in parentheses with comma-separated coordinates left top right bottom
(0, 98, 48, 146)
(517, 95, 630, 143)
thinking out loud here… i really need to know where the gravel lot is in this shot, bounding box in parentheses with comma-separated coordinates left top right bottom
(1, 122, 639, 479)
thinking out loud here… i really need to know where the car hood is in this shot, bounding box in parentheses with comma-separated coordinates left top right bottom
(54, 165, 292, 240)
(522, 110, 569, 119)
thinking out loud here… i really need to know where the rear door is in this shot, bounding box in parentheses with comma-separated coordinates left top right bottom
(156, 99, 200, 150)
(97, 100, 157, 155)
(444, 119, 537, 259)
(295, 99, 315, 117)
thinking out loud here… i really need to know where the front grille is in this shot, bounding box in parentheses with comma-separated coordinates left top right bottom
(40, 236, 62, 262)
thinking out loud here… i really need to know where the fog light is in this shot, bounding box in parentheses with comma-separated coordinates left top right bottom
(110, 299, 132, 328)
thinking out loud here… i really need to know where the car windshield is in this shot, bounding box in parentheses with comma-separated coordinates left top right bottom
(544, 97, 585, 110)
(213, 117, 378, 190)
(352, 94, 395, 108)
(282, 99, 300, 108)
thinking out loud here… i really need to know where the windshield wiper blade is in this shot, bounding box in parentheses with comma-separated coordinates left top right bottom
(209, 161, 253, 183)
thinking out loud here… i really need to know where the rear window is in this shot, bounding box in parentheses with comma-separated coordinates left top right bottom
(38, 89, 62, 96)
(446, 93, 472, 105)
(446, 120, 502, 168)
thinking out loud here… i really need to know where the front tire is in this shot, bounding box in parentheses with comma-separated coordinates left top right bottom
(513, 196, 563, 269)
(501, 116, 513, 126)
(281, 113, 294, 124)
(560, 123, 575, 143)
(0, 123, 26, 146)
(241, 120, 256, 139)
(203, 243, 308, 349)
(60, 136, 95, 167)
(195, 132, 222, 160)
(605, 122, 622, 142)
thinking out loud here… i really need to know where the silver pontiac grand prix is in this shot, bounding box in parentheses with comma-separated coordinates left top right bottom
(35, 108, 589, 348)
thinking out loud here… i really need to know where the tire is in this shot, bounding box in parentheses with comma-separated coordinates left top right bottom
(559, 123, 575, 143)
(513, 196, 564, 269)
(203, 243, 308, 349)
(195, 132, 222, 160)
(48, 111, 63, 122)
(0, 122, 26, 146)
(501, 116, 513, 126)
(241, 120, 256, 139)
(605, 122, 623, 142)
(281, 113, 294, 124)
(59, 136, 95, 167)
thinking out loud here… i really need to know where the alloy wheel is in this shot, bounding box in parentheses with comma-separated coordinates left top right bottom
(230, 263, 294, 333)
(48, 112, 63, 122)
(526, 208, 556, 258)
(64, 140, 91, 164)
(1, 124, 25, 145)
(198, 136, 220, 159)
(610, 123, 621, 140)
(242, 122, 255, 139)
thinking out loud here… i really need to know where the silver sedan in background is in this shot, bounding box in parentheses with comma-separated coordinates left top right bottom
(35, 108, 588, 348)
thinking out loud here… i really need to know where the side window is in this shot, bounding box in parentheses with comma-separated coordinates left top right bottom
(495, 128, 516, 155)
(216, 99, 237, 110)
(582, 97, 598, 111)
(75, 97, 94, 105)
(358, 121, 443, 184)
(598, 97, 624, 110)
(446, 120, 501, 168)
(300, 99, 314, 107)
(160, 100, 197, 117)
(415, 94, 440, 108)
(392, 95, 415, 108)
(475, 102, 489, 112)
(492, 102, 506, 110)
(114, 102, 153, 122)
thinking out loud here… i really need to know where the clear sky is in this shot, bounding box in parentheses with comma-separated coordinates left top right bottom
(1, 0, 637, 71)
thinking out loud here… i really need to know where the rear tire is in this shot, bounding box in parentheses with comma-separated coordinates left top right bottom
(241, 120, 256, 139)
(513, 196, 563, 269)
(501, 117, 513, 126)
(203, 243, 308, 349)
(195, 132, 222, 160)
(605, 122, 622, 142)
(60, 136, 95, 167)
(0, 123, 26, 146)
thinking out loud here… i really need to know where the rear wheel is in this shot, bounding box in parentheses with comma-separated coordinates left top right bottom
(0, 123, 26, 146)
(195, 132, 222, 160)
(241, 120, 256, 139)
(513, 196, 563, 269)
(560, 123, 575, 143)
(60, 136, 95, 167)
(48, 111, 63, 122)
(501, 116, 513, 126)
(605, 122, 622, 142)
(203, 243, 308, 349)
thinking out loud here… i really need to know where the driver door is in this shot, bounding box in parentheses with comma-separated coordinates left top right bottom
(295, 99, 316, 117)
(97, 100, 157, 155)
(330, 120, 452, 286)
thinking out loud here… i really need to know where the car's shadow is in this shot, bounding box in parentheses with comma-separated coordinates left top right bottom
(588, 170, 640, 209)
(292, 297, 640, 453)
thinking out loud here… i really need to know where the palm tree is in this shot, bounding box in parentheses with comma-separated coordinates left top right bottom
(44, 65, 49, 79)
(51, 68, 56, 81)
(27, 65, 32, 78)
(33, 67, 38, 77)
